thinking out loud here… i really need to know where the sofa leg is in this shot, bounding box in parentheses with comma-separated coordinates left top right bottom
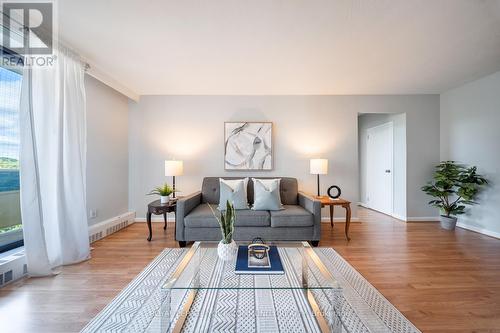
(178, 241, 187, 248)
(310, 241, 319, 247)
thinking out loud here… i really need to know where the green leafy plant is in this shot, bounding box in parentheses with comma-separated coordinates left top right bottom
(422, 161, 487, 218)
(147, 183, 174, 197)
(0, 157, 19, 169)
(0, 224, 22, 234)
(208, 200, 235, 244)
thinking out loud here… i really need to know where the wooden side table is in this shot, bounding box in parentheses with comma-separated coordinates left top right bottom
(318, 196, 352, 241)
(146, 199, 177, 241)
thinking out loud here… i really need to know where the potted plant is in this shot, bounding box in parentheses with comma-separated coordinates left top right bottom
(208, 200, 237, 261)
(422, 161, 487, 230)
(148, 183, 174, 204)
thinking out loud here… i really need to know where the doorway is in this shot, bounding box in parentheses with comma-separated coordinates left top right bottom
(358, 113, 407, 220)
(366, 122, 393, 215)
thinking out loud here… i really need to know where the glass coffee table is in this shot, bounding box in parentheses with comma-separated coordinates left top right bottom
(159, 242, 344, 333)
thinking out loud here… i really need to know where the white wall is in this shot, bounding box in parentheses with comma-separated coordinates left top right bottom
(440, 70, 500, 237)
(129, 95, 439, 220)
(358, 113, 407, 220)
(86, 76, 129, 226)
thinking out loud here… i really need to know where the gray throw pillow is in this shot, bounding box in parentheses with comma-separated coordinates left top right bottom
(252, 178, 283, 211)
(218, 178, 249, 210)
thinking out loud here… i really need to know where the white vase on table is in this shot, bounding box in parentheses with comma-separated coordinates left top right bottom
(160, 195, 170, 204)
(217, 240, 237, 261)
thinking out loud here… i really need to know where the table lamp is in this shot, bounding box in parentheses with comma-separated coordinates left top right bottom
(310, 159, 328, 197)
(165, 160, 183, 198)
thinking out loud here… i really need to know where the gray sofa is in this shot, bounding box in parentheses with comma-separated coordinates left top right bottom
(175, 177, 322, 247)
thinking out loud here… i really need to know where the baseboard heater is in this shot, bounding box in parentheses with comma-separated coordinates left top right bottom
(0, 248, 26, 288)
(88, 211, 136, 244)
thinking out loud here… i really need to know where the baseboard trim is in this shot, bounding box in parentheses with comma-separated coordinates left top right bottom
(389, 213, 407, 222)
(88, 211, 136, 243)
(456, 222, 500, 239)
(406, 217, 440, 222)
(135, 217, 176, 223)
(357, 203, 408, 222)
(321, 217, 360, 223)
(358, 202, 441, 223)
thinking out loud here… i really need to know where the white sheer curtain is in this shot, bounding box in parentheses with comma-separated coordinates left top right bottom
(19, 50, 90, 276)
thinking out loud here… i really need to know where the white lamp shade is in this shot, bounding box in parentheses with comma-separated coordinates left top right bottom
(165, 160, 183, 176)
(310, 159, 328, 175)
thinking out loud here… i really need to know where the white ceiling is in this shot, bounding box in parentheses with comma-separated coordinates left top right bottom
(58, 0, 500, 96)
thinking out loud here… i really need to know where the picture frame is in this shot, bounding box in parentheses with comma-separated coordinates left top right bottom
(224, 122, 273, 171)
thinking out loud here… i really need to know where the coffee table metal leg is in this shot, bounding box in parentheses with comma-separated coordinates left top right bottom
(163, 213, 167, 230)
(171, 290, 196, 333)
(147, 212, 153, 241)
(163, 243, 200, 332)
(302, 242, 342, 332)
(307, 290, 335, 332)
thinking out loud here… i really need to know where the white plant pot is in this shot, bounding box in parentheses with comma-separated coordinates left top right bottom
(440, 215, 457, 230)
(217, 240, 237, 261)
(160, 195, 170, 204)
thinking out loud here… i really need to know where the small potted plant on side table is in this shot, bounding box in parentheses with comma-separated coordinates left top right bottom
(422, 161, 487, 230)
(148, 183, 174, 204)
(208, 200, 237, 261)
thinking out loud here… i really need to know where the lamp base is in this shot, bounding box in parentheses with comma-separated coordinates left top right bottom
(316, 174, 320, 196)
(172, 176, 176, 198)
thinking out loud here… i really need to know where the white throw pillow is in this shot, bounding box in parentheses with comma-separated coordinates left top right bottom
(252, 178, 283, 211)
(218, 178, 249, 210)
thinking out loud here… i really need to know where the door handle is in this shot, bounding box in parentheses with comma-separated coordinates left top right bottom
(385, 170, 391, 173)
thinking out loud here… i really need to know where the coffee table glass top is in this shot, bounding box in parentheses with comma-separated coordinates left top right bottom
(162, 241, 340, 291)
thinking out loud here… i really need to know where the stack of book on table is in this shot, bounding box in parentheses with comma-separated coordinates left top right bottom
(235, 245, 284, 274)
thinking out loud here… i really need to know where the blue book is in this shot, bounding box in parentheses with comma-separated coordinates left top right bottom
(235, 245, 284, 274)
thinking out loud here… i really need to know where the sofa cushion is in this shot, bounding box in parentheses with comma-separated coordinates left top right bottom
(184, 204, 271, 228)
(270, 205, 314, 227)
(234, 209, 270, 227)
(184, 204, 219, 228)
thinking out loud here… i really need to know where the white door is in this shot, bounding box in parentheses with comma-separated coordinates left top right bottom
(366, 122, 393, 215)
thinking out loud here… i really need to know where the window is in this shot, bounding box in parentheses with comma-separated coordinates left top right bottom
(0, 54, 23, 253)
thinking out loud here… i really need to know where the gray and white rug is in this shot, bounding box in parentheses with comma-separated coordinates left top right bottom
(81, 247, 421, 333)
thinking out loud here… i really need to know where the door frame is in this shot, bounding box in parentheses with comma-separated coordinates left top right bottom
(366, 121, 394, 215)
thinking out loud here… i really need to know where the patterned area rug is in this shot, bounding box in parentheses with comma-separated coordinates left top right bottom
(81, 247, 421, 333)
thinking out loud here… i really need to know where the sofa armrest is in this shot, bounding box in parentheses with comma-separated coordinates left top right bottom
(298, 192, 322, 241)
(175, 191, 202, 241)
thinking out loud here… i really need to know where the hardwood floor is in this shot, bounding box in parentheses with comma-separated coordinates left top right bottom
(1, 208, 500, 332)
